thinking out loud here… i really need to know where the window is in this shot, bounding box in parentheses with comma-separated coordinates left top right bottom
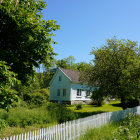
(63, 89, 66, 96)
(77, 89, 82, 96)
(59, 76, 62, 81)
(86, 90, 91, 96)
(57, 89, 60, 96)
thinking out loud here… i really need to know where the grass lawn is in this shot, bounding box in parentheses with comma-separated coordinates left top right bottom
(67, 100, 122, 118)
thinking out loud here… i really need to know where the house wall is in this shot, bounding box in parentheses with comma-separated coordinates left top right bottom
(50, 69, 71, 103)
(70, 84, 97, 104)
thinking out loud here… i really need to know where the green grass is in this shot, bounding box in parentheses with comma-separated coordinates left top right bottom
(79, 115, 140, 140)
(0, 106, 57, 138)
(0, 123, 56, 138)
(68, 100, 122, 118)
(79, 123, 119, 140)
(0, 103, 77, 138)
(0, 101, 122, 138)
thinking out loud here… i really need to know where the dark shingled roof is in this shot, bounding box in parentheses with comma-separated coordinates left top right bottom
(60, 68, 80, 83)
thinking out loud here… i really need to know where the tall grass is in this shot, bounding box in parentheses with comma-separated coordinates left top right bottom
(0, 107, 53, 128)
(80, 123, 119, 140)
(79, 115, 140, 140)
(0, 103, 78, 138)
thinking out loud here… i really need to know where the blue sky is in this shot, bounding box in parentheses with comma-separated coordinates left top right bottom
(43, 0, 140, 63)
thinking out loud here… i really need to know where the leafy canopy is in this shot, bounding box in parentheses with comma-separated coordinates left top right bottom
(0, 0, 60, 83)
(81, 38, 140, 109)
(0, 61, 20, 111)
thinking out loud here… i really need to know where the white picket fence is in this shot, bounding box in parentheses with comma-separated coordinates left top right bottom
(1, 106, 140, 140)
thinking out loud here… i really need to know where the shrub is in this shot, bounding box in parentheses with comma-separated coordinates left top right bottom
(126, 98, 140, 108)
(37, 88, 50, 101)
(75, 104, 83, 110)
(31, 92, 45, 106)
(22, 88, 50, 106)
(0, 119, 8, 131)
(113, 114, 140, 140)
(0, 107, 52, 127)
(91, 89, 105, 106)
(47, 103, 78, 123)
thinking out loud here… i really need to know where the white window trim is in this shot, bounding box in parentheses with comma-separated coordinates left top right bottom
(77, 89, 82, 96)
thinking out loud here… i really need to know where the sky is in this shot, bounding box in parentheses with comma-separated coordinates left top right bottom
(42, 0, 140, 63)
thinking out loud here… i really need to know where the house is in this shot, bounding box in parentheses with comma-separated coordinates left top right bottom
(49, 68, 97, 104)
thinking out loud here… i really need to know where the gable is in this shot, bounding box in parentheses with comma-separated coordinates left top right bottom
(59, 68, 80, 83)
(49, 68, 72, 86)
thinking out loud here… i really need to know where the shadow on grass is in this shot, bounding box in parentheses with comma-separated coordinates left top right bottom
(76, 111, 105, 118)
(111, 103, 122, 107)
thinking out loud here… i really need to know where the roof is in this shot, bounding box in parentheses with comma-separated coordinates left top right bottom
(60, 68, 80, 83)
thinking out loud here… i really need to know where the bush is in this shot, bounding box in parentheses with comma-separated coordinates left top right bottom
(0, 119, 8, 131)
(0, 107, 52, 127)
(126, 98, 140, 108)
(113, 114, 140, 140)
(22, 88, 50, 106)
(31, 92, 45, 106)
(0, 103, 78, 128)
(91, 89, 105, 106)
(47, 103, 78, 123)
(75, 104, 83, 110)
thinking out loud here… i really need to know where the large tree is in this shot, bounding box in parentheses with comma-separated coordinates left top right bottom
(0, 0, 60, 83)
(81, 38, 140, 109)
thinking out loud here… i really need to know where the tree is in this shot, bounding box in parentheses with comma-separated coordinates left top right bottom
(76, 62, 91, 71)
(0, 0, 60, 83)
(81, 38, 140, 109)
(56, 56, 77, 70)
(55, 56, 91, 71)
(0, 61, 19, 111)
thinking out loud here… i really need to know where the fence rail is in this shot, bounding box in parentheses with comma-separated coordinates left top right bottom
(1, 106, 140, 140)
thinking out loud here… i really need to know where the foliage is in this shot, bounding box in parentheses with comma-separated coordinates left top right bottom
(90, 89, 105, 106)
(113, 114, 140, 140)
(80, 38, 140, 109)
(46, 103, 78, 123)
(56, 56, 91, 71)
(0, 103, 77, 129)
(0, 107, 53, 128)
(14, 72, 50, 106)
(76, 62, 92, 72)
(20, 88, 49, 106)
(0, 0, 60, 83)
(0, 61, 19, 111)
(36, 68, 57, 88)
(56, 56, 77, 70)
(79, 114, 140, 140)
(0, 119, 8, 131)
(75, 104, 83, 110)
(80, 123, 118, 140)
(30, 88, 50, 106)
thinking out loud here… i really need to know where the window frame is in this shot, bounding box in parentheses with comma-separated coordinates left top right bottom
(57, 89, 60, 96)
(58, 76, 62, 81)
(77, 89, 82, 96)
(63, 88, 66, 96)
